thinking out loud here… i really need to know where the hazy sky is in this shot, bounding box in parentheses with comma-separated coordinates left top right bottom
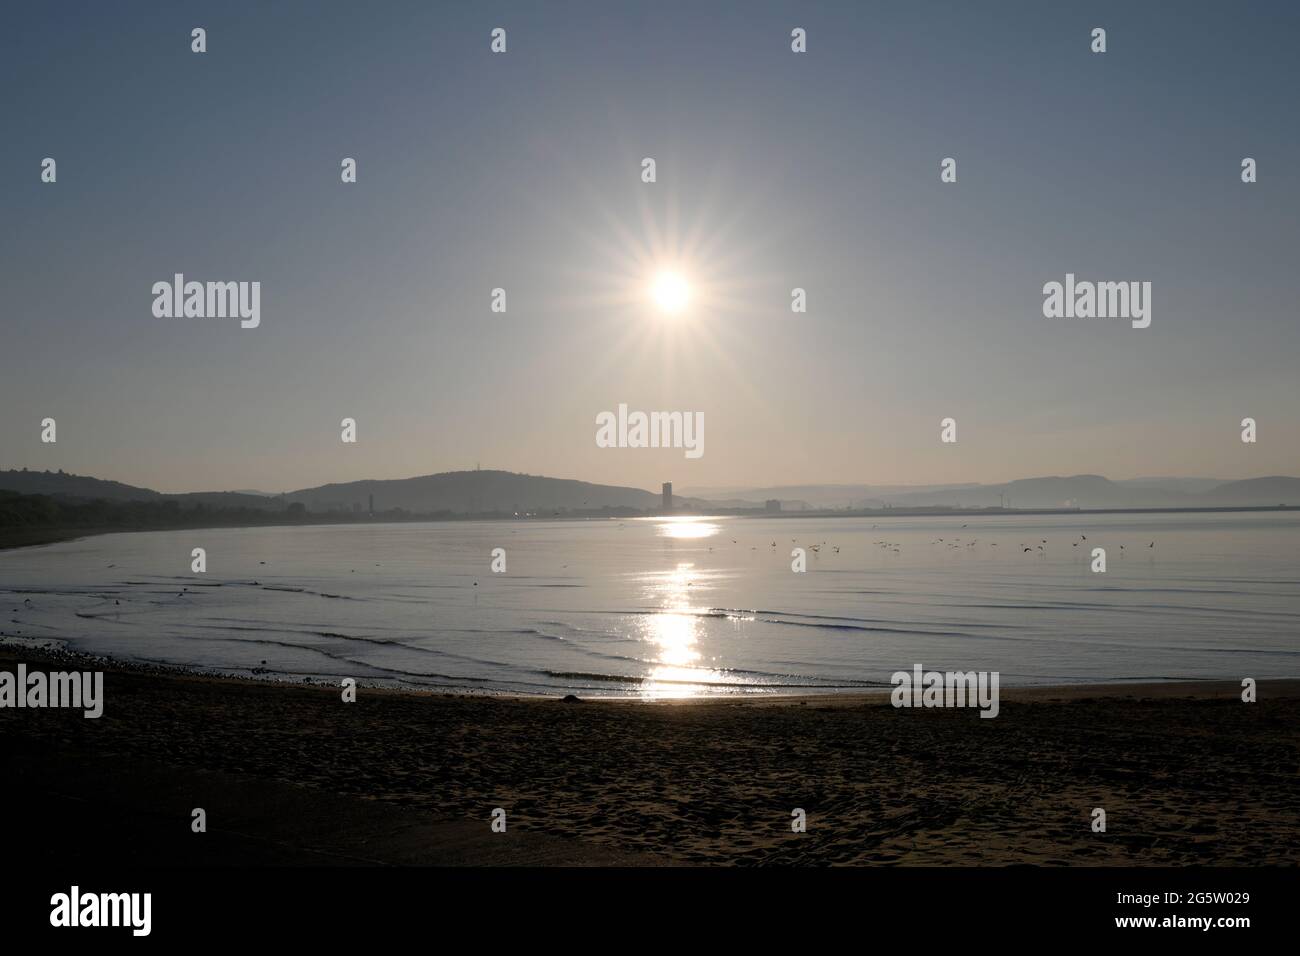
(3, 1, 1298, 493)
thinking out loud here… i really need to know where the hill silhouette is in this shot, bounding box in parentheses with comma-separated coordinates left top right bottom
(2, 468, 1299, 516)
(284, 470, 664, 514)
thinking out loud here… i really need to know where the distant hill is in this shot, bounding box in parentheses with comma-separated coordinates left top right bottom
(883, 474, 1300, 509)
(881, 475, 1167, 509)
(3, 468, 1297, 516)
(0, 468, 675, 515)
(688, 476, 1172, 510)
(1202, 476, 1300, 505)
(0, 469, 159, 502)
(285, 470, 665, 514)
(175, 491, 288, 511)
(1114, 477, 1226, 494)
(678, 483, 978, 510)
(704, 475, 1300, 511)
(0, 470, 285, 511)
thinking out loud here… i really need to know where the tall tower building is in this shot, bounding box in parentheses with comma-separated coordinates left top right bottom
(662, 482, 672, 512)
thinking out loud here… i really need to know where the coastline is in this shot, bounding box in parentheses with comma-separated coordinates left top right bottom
(3, 501, 1296, 552)
(2, 636, 1284, 704)
(0, 526, 116, 551)
(4, 643, 1296, 866)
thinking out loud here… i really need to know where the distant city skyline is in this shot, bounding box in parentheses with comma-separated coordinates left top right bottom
(3, 1, 1298, 493)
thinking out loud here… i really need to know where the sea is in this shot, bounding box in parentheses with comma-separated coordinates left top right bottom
(2, 512, 1297, 698)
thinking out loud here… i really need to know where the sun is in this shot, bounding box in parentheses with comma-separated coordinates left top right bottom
(650, 270, 691, 314)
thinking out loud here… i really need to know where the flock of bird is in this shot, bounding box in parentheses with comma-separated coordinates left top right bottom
(696, 532, 1157, 560)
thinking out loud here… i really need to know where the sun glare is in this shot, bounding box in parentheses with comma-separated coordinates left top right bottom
(651, 270, 691, 314)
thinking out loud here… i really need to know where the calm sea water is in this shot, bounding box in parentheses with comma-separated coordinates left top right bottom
(2, 513, 1298, 697)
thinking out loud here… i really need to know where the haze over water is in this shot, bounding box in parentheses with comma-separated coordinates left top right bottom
(3, 512, 1297, 698)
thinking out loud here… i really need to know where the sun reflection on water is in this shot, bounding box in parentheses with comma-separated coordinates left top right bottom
(655, 516, 721, 540)
(636, 559, 725, 699)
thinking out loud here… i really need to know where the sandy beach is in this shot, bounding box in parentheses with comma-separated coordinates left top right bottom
(3, 645, 1296, 866)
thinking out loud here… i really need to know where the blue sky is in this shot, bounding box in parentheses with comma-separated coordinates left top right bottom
(2, 1, 1297, 492)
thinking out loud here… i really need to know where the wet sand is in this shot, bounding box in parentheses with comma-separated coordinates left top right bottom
(2, 646, 1297, 866)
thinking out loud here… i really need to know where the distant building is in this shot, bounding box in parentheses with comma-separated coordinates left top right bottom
(662, 482, 673, 511)
(368, 493, 374, 515)
(765, 499, 781, 513)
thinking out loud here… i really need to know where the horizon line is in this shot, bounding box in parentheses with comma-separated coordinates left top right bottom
(3, 464, 1299, 499)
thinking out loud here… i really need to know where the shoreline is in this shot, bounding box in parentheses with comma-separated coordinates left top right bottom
(3, 502, 1296, 552)
(1, 637, 1285, 705)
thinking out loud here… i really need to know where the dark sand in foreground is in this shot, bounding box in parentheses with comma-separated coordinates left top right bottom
(2, 647, 1297, 866)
